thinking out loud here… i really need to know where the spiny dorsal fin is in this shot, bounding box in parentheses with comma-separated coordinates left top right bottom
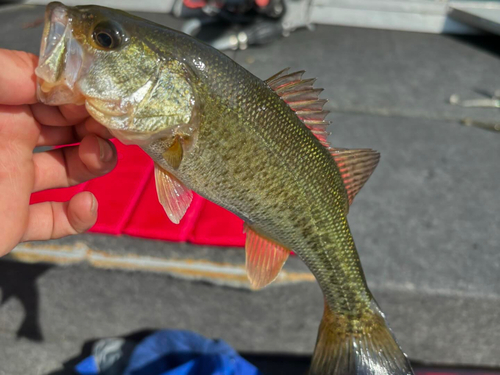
(330, 148, 380, 206)
(266, 69, 380, 206)
(266, 68, 331, 147)
(244, 223, 290, 290)
(154, 163, 193, 224)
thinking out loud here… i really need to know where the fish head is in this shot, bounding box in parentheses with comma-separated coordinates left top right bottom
(36, 2, 196, 146)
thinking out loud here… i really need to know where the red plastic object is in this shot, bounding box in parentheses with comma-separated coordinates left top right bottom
(30, 140, 246, 247)
(87, 141, 152, 235)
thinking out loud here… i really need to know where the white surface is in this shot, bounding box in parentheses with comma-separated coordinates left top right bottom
(315, 0, 449, 14)
(450, 1, 500, 34)
(27, 0, 479, 33)
(26, 0, 177, 13)
(311, 7, 476, 33)
(310, 0, 478, 33)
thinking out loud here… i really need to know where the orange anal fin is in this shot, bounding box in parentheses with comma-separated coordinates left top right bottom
(244, 223, 290, 290)
(154, 163, 193, 224)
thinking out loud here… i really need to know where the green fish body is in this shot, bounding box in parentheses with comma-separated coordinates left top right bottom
(36, 3, 414, 374)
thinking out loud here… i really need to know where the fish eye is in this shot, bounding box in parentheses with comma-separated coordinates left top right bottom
(92, 21, 124, 50)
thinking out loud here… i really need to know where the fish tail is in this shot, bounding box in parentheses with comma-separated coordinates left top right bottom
(309, 301, 414, 375)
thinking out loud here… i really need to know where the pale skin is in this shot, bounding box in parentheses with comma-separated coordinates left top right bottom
(0, 48, 118, 257)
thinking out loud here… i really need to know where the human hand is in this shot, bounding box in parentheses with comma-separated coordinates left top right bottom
(0, 49, 117, 257)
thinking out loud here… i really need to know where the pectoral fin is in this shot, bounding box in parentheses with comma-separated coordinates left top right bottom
(154, 163, 193, 224)
(162, 135, 183, 170)
(244, 223, 291, 290)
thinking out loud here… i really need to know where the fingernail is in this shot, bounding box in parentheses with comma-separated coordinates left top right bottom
(97, 137, 114, 162)
(90, 194, 98, 214)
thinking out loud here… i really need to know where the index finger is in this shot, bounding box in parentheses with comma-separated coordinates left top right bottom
(0, 49, 38, 105)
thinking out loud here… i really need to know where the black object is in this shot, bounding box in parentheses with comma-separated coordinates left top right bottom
(174, 0, 288, 50)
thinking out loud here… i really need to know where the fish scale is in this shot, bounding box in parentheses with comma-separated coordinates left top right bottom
(171, 43, 371, 315)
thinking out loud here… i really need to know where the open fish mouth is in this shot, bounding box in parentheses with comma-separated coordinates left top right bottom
(36, 2, 86, 105)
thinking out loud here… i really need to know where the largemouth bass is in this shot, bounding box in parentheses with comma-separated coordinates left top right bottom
(36, 3, 414, 374)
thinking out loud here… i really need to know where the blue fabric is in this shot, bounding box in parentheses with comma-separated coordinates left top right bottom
(75, 330, 261, 375)
(75, 356, 99, 375)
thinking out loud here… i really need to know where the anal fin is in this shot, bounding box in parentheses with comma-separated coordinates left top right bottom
(154, 163, 193, 224)
(244, 224, 290, 290)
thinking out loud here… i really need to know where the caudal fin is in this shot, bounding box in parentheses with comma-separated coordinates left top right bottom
(309, 302, 414, 375)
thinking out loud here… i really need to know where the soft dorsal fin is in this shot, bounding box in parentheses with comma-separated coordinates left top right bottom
(154, 163, 193, 224)
(266, 69, 380, 206)
(330, 148, 380, 206)
(244, 223, 290, 290)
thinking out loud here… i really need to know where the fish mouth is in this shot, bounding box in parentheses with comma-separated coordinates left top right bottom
(36, 2, 86, 105)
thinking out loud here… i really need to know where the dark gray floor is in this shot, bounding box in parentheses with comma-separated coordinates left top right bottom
(235, 25, 500, 126)
(0, 3, 499, 375)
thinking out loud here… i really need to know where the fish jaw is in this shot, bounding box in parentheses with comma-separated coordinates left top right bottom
(36, 2, 88, 106)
